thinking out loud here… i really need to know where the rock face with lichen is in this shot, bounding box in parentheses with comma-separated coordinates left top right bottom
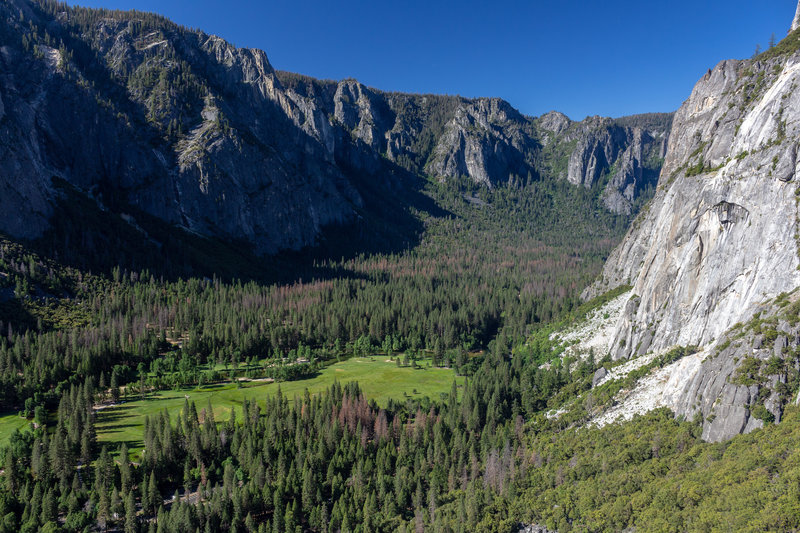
(583, 15, 800, 441)
(670, 295, 800, 442)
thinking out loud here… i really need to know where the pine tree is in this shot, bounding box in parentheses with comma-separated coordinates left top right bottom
(97, 488, 110, 532)
(119, 443, 132, 492)
(111, 369, 121, 403)
(111, 487, 122, 523)
(148, 471, 161, 515)
(124, 490, 138, 533)
(40, 487, 57, 524)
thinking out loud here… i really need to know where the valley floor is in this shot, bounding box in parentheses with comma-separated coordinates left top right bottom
(2, 355, 463, 454)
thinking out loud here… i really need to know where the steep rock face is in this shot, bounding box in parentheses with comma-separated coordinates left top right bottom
(0, 0, 463, 259)
(584, 28, 800, 440)
(793, 1, 800, 32)
(592, 56, 800, 358)
(333, 80, 394, 152)
(0, 1, 363, 254)
(536, 113, 671, 214)
(0, 0, 672, 260)
(601, 128, 664, 214)
(673, 298, 800, 442)
(274, 73, 673, 211)
(99, 25, 362, 254)
(566, 118, 629, 188)
(0, 44, 59, 239)
(427, 98, 537, 187)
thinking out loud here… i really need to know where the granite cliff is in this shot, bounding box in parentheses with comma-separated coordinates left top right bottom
(575, 5, 800, 441)
(537, 112, 670, 215)
(0, 0, 362, 256)
(280, 73, 671, 213)
(0, 0, 670, 268)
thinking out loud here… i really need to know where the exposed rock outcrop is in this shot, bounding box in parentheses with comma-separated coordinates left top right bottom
(537, 111, 570, 135)
(589, 294, 800, 442)
(0, 0, 363, 255)
(281, 75, 672, 206)
(601, 128, 660, 214)
(517, 524, 557, 533)
(581, 16, 800, 440)
(0, 0, 672, 261)
(333, 80, 394, 152)
(591, 54, 800, 359)
(536, 113, 671, 214)
(428, 98, 537, 187)
(566, 118, 629, 188)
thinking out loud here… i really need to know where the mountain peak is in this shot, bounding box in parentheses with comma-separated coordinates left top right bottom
(537, 111, 572, 134)
(792, 0, 800, 32)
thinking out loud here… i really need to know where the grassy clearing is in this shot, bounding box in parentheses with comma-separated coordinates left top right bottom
(0, 413, 34, 447)
(95, 356, 462, 454)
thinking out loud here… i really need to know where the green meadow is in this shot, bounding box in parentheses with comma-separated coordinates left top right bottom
(90, 356, 462, 453)
(0, 412, 33, 447)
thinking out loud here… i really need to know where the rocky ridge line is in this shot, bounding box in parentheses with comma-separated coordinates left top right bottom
(0, 0, 673, 262)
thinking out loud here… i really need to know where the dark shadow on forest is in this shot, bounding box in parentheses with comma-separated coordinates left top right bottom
(30, 159, 452, 288)
(0, 298, 39, 334)
(20, 1, 453, 286)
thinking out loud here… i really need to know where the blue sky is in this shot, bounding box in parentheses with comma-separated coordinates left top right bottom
(64, 0, 796, 120)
